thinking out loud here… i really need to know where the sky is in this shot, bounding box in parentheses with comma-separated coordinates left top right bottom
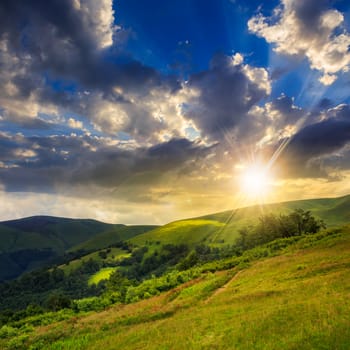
(1, 0, 350, 224)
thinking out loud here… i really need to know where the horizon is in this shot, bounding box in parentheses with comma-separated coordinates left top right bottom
(1, 0, 350, 224)
(1, 192, 349, 226)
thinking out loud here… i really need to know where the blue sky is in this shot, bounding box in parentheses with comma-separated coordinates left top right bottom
(115, 0, 274, 73)
(0, 0, 350, 223)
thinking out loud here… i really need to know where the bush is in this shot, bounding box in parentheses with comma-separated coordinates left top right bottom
(0, 325, 18, 339)
(73, 296, 112, 312)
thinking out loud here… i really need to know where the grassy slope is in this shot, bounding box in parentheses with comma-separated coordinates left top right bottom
(88, 268, 117, 286)
(130, 194, 350, 247)
(58, 247, 130, 274)
(0, 216, 120, 281)
(69, 225, 158, 252)
(130, 219, 224, 246)
(11, 225, 350, 349)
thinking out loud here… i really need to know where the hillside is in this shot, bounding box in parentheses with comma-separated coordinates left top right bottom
(3, 225, 350, 349)
(69, 225, 158, 252)
(130, 194, 350, 247)
(2, 195, 347, 281)
(0, 216, 155, 281)
(0, 216, 115, 254)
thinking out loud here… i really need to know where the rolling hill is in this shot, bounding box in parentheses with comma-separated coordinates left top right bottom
(0, 216, 156, 281)
(69, 225, 158, 252)
(1, 194, 349, 281)
(3, 224, 350, 349)
(130, 194, 350, 247)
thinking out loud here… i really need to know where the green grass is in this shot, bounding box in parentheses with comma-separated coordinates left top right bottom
(130, 195, 350, 248)
(130, 219, 224, 246)
(88, 268, 117, 286)
(69, 225, 158, 252)
(1, 195, 349, 281)
(5, 225, 350, 350)
(59, 248, 130, 274)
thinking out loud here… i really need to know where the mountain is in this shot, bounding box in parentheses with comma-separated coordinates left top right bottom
(130, 194, 350, 247)
(0, 216, 156, 281)
(1, 194, 349, 281)
(0, 216, 115, 254)
(3, 224, 350, 349)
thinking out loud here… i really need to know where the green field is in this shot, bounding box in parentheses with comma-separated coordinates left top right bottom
(130, 219, 224, 246)
(130, 194, 350, 247)
(88, 268, 117, 286)
(1, 194, 350, 350)
(3, 225, 350, 349)
(69, 225, 158, 252)
(59, 247, 130, 274)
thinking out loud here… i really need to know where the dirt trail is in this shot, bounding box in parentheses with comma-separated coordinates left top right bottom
(204, 270, 243, 304)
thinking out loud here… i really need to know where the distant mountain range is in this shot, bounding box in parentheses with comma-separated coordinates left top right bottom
(1, 194, 349, 281)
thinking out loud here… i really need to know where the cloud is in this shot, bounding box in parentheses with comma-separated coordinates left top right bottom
(248, 0, 350, 85)
(72, 0, 116, 49)
(0, 1, 185, 142)
(67, 117, 84, 130)
(0, 132, 211, 195)
(83, 87, 190, 142)
(183, 54, 271, 141)
(0, 0, 175, 100)
(277, 104, 350, 178)
(287, 105, 350, 159)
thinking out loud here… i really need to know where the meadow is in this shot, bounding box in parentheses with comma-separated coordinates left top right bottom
(1, 224, 349, 349)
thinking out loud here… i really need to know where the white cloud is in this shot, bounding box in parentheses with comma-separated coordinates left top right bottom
(232, 53, 244, 65)
(319, 74, 337, 86)
(75, 0, 117, 49)
(248, 0, 350, 85)
(243, 64, 271, 95)
(67, 117, 84, 130)
(13, 149, 37, 158)
(84, 86, 192, 144)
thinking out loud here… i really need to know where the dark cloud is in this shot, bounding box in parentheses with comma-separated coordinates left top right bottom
(317, 98, 333, 110)
(277, 104, 350, 178)
(0, 0, 184, 141)
(0, 0, 178, 97)
(184, 54, 270, 140)
(293, 0, 329, 30)
(0, 133, 211, 194)
(288, 105, 350, 159)
(270, 95, 304, 126)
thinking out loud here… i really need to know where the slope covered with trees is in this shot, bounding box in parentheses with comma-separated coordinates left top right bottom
(0, 216, 156, 281)
(1, 222, 349, 349)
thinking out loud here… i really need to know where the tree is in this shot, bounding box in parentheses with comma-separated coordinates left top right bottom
(288, 209, 326, 235)
(46, 293, 72, 311)
(177, 251, 199, 270)
(106, 271, 131, 302)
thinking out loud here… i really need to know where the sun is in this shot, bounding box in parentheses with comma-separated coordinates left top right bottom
(239, 165, 273, 197)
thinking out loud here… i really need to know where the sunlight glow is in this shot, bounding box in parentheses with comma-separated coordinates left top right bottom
(239, 165, 273, 197)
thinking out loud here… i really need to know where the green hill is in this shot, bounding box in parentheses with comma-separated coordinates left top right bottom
(58, 247, 130, 275)
(0, 216, 155, 281)
(1, 195, 349, 281)
(0, 216, 115, 254)
(130, 195, 350, 247)
(69, 225, 158, 252)
(4, 225, 350, 349)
